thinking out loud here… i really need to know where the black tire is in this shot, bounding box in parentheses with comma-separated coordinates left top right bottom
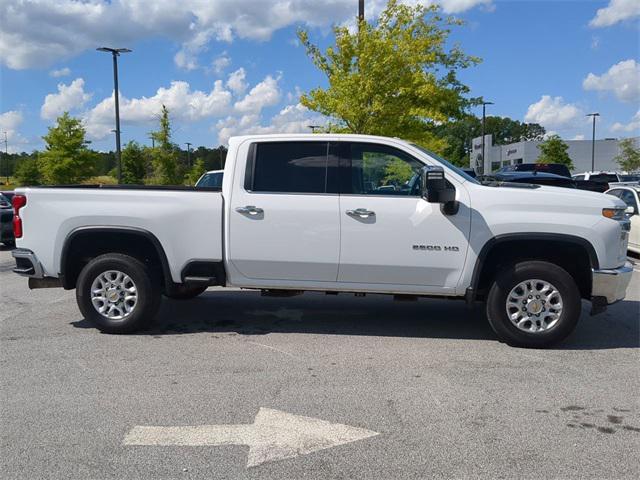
(76, 253, 161, 334)
(164, 284, 208, 300)
(486, 260, 581, 348)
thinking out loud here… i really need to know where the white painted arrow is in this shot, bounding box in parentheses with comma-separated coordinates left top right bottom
(123, 408, 379, 467)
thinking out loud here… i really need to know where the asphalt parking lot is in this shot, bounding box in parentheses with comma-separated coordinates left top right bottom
(1, 246, 639, 479)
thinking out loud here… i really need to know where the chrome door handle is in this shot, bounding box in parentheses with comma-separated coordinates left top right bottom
(236, 205, 264, 215)
(346, 208, 375, 219)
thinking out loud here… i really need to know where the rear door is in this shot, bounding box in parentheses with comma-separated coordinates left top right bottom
(228, 141, 341, 283)
(337, 142, 471, 291)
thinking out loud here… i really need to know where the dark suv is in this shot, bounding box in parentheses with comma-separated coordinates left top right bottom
(0, 193, 15, 247)
(497, 163, 571, 178)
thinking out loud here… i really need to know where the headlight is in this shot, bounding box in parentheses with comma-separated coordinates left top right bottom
(602, 207, 626, 220)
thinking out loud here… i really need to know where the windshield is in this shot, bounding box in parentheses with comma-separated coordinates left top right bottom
(410, 144, 480, 184)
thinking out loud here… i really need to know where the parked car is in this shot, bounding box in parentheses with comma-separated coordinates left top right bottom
(10, 134, 632, 347)
(498, 163, 571, 178)
(0, 193, 15, 247)
(571, 171, 640, 193)
(478, 171, 577, 188)
(572, 171, 633, 183)
(461, 168, 477, 178)
(1, 190, 15, 202)
(606, 185, 639, 255)
(195, 170, 224, 188)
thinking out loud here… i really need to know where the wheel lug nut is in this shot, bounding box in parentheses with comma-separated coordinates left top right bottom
(536, 295, 540, 299)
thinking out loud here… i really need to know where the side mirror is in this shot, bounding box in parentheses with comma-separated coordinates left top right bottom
(421, 166, 455, 204)
(626, 205, 637, 216)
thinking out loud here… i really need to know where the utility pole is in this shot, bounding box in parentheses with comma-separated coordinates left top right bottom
(185, 142, 192, 167)
(97, 47, 132, 184)
(3, 131, 7, 184)
(358, 0, 364, 23)
(586, 113, 600, 171)
(481, 101, 494, 172)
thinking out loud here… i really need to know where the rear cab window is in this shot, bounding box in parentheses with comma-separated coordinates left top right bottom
(245, 142, 339, 194)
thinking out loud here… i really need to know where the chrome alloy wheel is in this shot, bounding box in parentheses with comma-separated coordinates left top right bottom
(90, 270, 138, 320)
(505, 279, 563, 333)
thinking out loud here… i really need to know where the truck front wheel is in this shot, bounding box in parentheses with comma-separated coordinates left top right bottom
(76, 253, 161, 334)
(486, 260, 581, 348)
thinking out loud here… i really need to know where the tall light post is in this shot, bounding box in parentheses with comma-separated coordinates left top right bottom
(358, 0, 364, 23)
(185, 142, 192, 167)
(97, 47, 132, 184)
(481, 101, 493, 171)
(586, 113, 600, 171)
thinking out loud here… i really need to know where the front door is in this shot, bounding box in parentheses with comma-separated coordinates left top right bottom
(228, 141, 341, 283)
(337, 142, 471, 291)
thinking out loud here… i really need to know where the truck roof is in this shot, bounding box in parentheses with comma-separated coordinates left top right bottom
(228, 133, 411, 144)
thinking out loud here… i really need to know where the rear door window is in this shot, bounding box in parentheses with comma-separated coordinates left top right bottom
(248, 142, 332, 194)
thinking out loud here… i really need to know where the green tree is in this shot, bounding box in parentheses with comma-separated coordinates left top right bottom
(536, 135, 573, 169)
(39, 112, 96, 184)
(614, 138, 640, 172)
(184, 158, 206, 185)
(297, 0, 480, 152)
(149, 105, 180, 184)
(121, 141, 147, 184)
(14, 156, 42, 186)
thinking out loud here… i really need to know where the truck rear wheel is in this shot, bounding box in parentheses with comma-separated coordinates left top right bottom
(486, 260, 581, 348)
(76, 253, 161, 334)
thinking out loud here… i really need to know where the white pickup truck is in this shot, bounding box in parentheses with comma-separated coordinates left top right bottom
(11, 134, 633, 347)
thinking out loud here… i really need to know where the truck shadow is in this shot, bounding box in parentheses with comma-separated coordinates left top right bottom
(71, 290, 639, 350)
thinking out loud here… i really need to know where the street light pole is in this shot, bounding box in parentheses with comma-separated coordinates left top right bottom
(97, 47, 132, 184)
(586, 113, 600, 171)
(358, 0, 364, 23)
(185, 142, 192, 167)
(481, 101, 494, 171)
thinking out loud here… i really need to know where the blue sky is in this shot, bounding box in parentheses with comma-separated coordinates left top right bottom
(0, 0, 638, 153)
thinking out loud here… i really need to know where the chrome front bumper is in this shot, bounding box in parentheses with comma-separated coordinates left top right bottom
(12, 248, 44, 278)
(592, 262, 633, 305)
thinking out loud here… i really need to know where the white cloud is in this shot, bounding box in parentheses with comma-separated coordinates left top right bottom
(583, 59, 640, 104)
(41, 78, 92, 120)
(212, 54, 231, 74)
(0, 110, 23, 142)
(0, 0, 493, 70)
(226, 68, 247, 95)
(524, 95, 583, 130)
(571, 134, 585, 141)
(0, 110, 32, 152)
(216, 102, 327, 144)
(49, 67, 71, 77)
(589, 0, 640, 28)
(611, 110, 640, 134)
(234, 75, 281, 114)
(84, 79, 233, 139)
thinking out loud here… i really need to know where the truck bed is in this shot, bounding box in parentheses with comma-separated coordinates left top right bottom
(16, 186, 224, 283)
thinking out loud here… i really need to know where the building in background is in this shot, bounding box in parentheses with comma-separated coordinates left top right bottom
(470, 135, 640, 174)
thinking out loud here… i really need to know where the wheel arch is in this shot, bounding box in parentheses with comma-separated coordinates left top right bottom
(59, 226, 174, 290)
(467, 233, 598, 302)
